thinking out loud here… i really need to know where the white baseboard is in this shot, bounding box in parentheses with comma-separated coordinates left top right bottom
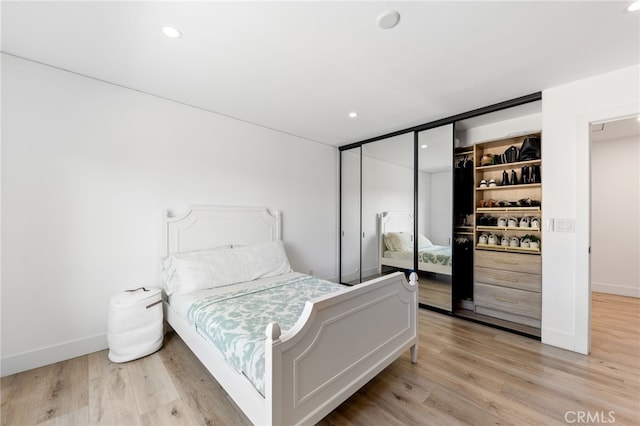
(592, 281, 640, 298)
(1, 333, 108, 377)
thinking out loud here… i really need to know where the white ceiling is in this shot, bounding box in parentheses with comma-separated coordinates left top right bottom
(2, 1, 639, 147)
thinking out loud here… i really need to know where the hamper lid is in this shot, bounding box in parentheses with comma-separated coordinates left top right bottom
(110, 287, 162, 307)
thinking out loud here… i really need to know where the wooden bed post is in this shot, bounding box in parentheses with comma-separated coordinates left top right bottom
(265, 322, 283, 425)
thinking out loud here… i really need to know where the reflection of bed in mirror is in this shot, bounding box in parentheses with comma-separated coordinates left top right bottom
(378, 211, 452, 276)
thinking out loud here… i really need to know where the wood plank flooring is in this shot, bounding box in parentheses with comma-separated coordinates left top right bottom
(418, 275, 452, 311)
(2, 292, 638, 425)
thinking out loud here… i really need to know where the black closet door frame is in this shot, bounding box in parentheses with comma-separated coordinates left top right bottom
(338, 92, 542, 287)
(413, 132, 419, 274)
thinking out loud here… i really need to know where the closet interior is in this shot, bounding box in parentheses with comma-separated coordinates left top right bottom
(339, 94, 543, 337)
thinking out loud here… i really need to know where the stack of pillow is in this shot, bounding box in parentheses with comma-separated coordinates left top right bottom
(161, 240, 292, 296)
(383, 232, 433, 252)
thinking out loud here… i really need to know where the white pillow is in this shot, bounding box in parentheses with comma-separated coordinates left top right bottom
(418, 234, 434, 249)
(161, 245, 231, 295)
(383, 232, 413, 252)
(163, 241, 292, 296)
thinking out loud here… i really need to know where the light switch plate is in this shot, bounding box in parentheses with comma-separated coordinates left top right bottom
(555, 218, 575, 233)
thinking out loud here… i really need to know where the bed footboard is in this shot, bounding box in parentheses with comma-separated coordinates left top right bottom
(265, 271, 418, 426)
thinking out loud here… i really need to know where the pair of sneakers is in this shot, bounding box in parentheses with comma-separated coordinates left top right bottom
(479, 179, 497, 188)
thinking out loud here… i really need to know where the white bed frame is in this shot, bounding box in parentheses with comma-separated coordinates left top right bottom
(162, 205, 417, 425)
(378, 211, 452, 276)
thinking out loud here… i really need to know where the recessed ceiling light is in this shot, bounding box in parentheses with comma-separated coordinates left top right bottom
(377, 10, 401, 29)
(421, 144, 428, 149)
(626, 1, 640, 12)
(348, 111, 358, 119)
(162, 26, 182, 38)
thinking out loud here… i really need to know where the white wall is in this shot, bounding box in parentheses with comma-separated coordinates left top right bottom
(456, 113, 542, 147)
(591, 134, 640, 297)
(418, 171, 432, 239)
(541, 64, 640, 354)
(1, 54, 338, 375)
(428, 171, 452, 246)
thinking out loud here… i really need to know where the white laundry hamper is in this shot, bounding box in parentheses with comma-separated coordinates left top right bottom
(108, 287, 163, 363)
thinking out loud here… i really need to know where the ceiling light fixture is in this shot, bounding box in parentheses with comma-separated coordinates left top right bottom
(421, 144, 428, 149)
(162, 26, 182, 38)
(626, 0, 640, 12)
(348, 111, 358, 119)
(377, 10, 401, 29)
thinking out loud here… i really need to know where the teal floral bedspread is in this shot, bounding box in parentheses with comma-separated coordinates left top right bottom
(418, 246, 452, 266)
(187, 275, 345, 396)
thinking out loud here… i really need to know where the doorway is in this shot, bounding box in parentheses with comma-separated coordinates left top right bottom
(590, 115, 640, 355)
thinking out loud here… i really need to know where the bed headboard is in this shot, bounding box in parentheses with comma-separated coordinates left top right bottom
(378, 211, 414, 250)
(162, 205, 282, 256)
(378, 211, 413, 235)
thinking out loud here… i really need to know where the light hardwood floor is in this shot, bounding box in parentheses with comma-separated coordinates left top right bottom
(418, 275, 452, 311)
(2, 292, 638, 425)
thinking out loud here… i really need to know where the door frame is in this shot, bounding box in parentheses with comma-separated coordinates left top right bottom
(577, 106, 639, 354)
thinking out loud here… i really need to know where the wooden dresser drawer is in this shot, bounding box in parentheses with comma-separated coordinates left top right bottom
(475, 266, 541, 293)
(475, 305, 541, 329)
(475, 250, 541, 275)
(474, 282, 541, 325)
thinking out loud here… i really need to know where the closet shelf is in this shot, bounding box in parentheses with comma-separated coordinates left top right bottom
(477, 207, 541, 213)
(476, 226, 541, 232)
(476, 159, 541, 172)
(476, 183, 541, 191)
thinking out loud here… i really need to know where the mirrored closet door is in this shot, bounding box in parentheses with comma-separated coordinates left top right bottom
(340, 146, 361, 284)
(416, 125, 454, 311)
(339, 133, 414, 284)
(339, 93, 544, 336)
(363, 134, 414, 282)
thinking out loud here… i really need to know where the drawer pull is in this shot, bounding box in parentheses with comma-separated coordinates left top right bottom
(495, 297, 518, 304)
(495, 259, 519, 266)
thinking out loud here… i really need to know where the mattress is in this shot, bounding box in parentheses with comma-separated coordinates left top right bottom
(168, 272, 305, 318)
(169, 272, 345, 396)
(384, 245, 452, 267)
